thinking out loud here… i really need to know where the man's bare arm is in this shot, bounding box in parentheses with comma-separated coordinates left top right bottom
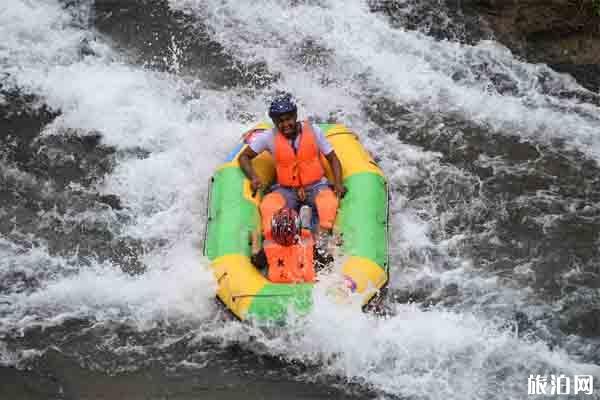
(238, 146, 263, 193)
(325, 151, 346, 198)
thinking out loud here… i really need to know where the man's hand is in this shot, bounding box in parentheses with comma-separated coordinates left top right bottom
(325, 151, 345, 200)
(334, 183, 347, 199)
(251, 176, 263, 196)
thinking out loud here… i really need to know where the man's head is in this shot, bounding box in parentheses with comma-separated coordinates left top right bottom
(268, 93, 298, 139)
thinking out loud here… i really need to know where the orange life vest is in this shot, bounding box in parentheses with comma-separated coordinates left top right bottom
(265, 229, 315, 283)
(274, 121, 325, 187)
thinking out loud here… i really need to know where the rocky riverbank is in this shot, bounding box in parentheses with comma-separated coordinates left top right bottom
(459, 0, 600, 91)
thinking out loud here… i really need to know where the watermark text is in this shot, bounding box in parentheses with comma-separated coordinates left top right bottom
(528, 375, 594, 395)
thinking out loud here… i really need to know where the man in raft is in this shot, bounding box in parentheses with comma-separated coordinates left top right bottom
(238, 93, 346, 243)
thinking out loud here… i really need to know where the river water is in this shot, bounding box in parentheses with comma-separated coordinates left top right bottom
(1, 1, 599, 399)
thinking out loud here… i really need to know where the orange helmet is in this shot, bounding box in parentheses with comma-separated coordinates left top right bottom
(271, 208, 300, 246)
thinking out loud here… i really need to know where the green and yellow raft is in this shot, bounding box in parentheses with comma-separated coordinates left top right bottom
(203, 122, 389, 322)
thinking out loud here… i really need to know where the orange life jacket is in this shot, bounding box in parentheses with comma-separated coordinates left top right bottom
(274, 121, 325, 187)
(265, 229, 315, 283)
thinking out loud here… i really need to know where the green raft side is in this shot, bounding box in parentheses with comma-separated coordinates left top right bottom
(246, 283, 313, 322)
(204, 166, 260, 260)
(318, 123, 337, 133)
(338, 172, 389, 270)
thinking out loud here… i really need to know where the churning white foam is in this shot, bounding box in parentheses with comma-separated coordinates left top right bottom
(0, 244, 216, 333)
(0, 0, 232, 338)
(173, 0, 600, 160)
(164, 1, 600, 398)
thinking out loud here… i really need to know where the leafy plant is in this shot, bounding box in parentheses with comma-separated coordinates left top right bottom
(593, 0, 600, 16)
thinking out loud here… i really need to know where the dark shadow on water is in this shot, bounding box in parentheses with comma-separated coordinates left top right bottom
(92, 0, 278, 89)
(0, 337, 377, 400)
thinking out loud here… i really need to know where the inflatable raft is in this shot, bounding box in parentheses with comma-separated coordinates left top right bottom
(203, 122, 389, 322)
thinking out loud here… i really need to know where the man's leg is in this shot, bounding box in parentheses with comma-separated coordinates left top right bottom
(305, 182, 338, 268)
(308, 182, 339, 231)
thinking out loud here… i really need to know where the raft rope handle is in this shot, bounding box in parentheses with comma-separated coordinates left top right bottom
(202, 176, 214, 257)
(232, 293, 299, 301)
(325, 131, 358, 139)
(386, 180, 391, 274)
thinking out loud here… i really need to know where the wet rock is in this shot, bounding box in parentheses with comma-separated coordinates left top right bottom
(97, 193, 122, 210)
(459, 0, 600, 91)
(369, 0, 490, 43)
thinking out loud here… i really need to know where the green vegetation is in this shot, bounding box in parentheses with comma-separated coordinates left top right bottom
(592, 0, 600, 16)
(580, 0, 600, 16)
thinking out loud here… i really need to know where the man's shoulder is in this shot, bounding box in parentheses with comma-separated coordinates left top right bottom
(249, 128, 275, 144)
(251, 128, 275, 140)
(303, 121, 333, 154)
(248, 128, 275, 153)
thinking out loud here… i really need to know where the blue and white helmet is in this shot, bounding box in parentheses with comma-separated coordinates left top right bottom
(268, 93, 297, 119)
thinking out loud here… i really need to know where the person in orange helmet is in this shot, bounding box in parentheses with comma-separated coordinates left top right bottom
(264, 207, 315, 283)
(239, 93, 346, 241)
